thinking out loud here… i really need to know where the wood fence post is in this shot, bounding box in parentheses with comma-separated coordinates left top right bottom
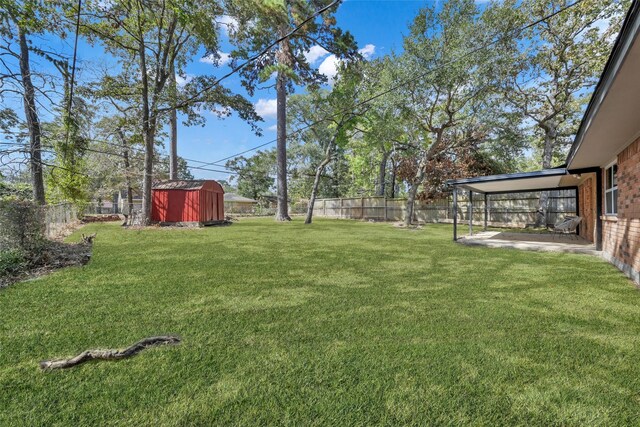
(323, 199, 326, 217)
(362, 197, 365, 220)
(340, 198, 343, 218)
(384, 197, 388, 221)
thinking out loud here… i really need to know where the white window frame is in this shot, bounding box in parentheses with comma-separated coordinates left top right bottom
(604, 162, 618, 216)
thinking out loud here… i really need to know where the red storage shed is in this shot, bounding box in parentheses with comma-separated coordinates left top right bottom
(152, 180, 225, 225)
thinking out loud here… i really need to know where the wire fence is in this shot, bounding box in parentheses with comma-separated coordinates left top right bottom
(44, 203, 79, 238)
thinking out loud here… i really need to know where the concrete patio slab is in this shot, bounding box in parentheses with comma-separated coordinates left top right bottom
(459, 231, 599, 255)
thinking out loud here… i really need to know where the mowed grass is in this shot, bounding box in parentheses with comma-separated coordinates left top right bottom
(1, 218, 639, 426)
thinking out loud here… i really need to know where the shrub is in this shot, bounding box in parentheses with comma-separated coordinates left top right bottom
(0, 197, 46, 253)
(0, 249, 26, 277)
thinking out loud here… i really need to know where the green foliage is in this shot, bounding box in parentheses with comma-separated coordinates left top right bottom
(286, 63, 366, 202)
(154, 155, 194, 181)
(490, 0, 630, 168)
(0, 181, 31, 200)
(225, 0, 358, 95)
(226, 151, 275, 200)
(0, 248, 26, 277)
(45, 109, 91, 206)
(0, 197, 45, 253)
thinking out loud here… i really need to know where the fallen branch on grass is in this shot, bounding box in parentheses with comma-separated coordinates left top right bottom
(81, 233, 97, 244)
(39, 336, 181, 370)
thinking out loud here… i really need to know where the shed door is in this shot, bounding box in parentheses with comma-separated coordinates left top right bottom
(217, 193, 224, 220)
(210, 191, 217, 221)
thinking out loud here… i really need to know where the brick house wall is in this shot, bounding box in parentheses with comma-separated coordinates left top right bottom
(602, 137, 640, 284)
(577, 174, 596, 243)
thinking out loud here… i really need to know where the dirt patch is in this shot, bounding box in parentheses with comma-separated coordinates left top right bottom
(392, 222, 423, 230)
(82, 214, 122, 223)
(1, 241, 92, 289)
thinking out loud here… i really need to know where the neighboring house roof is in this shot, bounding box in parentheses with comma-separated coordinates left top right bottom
(448, 1, 640, 192)
(224, 193, 258, 203)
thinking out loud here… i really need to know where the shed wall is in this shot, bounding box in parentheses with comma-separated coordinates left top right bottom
(198, 190, 225, 222)
(152, 189, 202, 222)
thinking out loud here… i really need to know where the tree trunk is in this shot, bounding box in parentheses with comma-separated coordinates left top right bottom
(119, 133, 134, 225)
(138, 37, 154, 225)
(377, 151, 389, 197)
(305, 156, 332, 225)
(168, 61, 178, 180)
(275, 70, 290, 221)
(405, 182, 419, 226)
(535, 124, 557, 227)
(141, 125, 155, 225)
(18, 28, 45, 205)
(390, 157, 397, 199)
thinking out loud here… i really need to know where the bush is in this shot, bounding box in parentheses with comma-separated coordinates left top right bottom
(0, 249, 26, 277)
(0, 197, 46, 253)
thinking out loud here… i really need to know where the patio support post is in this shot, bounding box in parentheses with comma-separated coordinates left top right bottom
(483, 193, 488, 231)
(468, 191, 473, 236)
(595, 169, 603, 251)
(453, 187, 458, 241)
(575, 186, 580, 236)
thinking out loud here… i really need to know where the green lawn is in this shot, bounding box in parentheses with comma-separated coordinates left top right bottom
(1, 218, 639, 426)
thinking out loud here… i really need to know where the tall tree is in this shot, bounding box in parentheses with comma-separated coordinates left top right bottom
(168, 61, 178, 180)
(350, 58, 403, 198)
(287, 63, 364, 224)
(493, 0, 628, 225)
(0, 0, 65, 204)
(225, 0, 357, 221)
(84, 0, 259, 224)
(226, 151, 275, 201)
(393, 0, 496, 225)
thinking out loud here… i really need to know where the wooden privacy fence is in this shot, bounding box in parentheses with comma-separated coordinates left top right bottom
(312, 189, 576, 227)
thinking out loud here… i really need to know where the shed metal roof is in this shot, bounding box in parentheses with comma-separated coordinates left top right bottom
(153, 180, 207, 190)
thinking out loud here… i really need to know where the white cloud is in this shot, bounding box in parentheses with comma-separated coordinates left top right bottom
(267, 124, 278, 132)
(217, 15, 238, 35)
(175, 73, 193, 87)
(255, 98, 278, 119)
(359, 44, 376, 59)
(317, 44, 376, 84)
(318, 54, 340, 83)
(305, 45, 329, 64)
(199, 51, 231, 66)
(200, 54, 215, 64)
(219, 51, 231, 65)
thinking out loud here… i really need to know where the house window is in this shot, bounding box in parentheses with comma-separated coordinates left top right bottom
(605, 164, 618, 215)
